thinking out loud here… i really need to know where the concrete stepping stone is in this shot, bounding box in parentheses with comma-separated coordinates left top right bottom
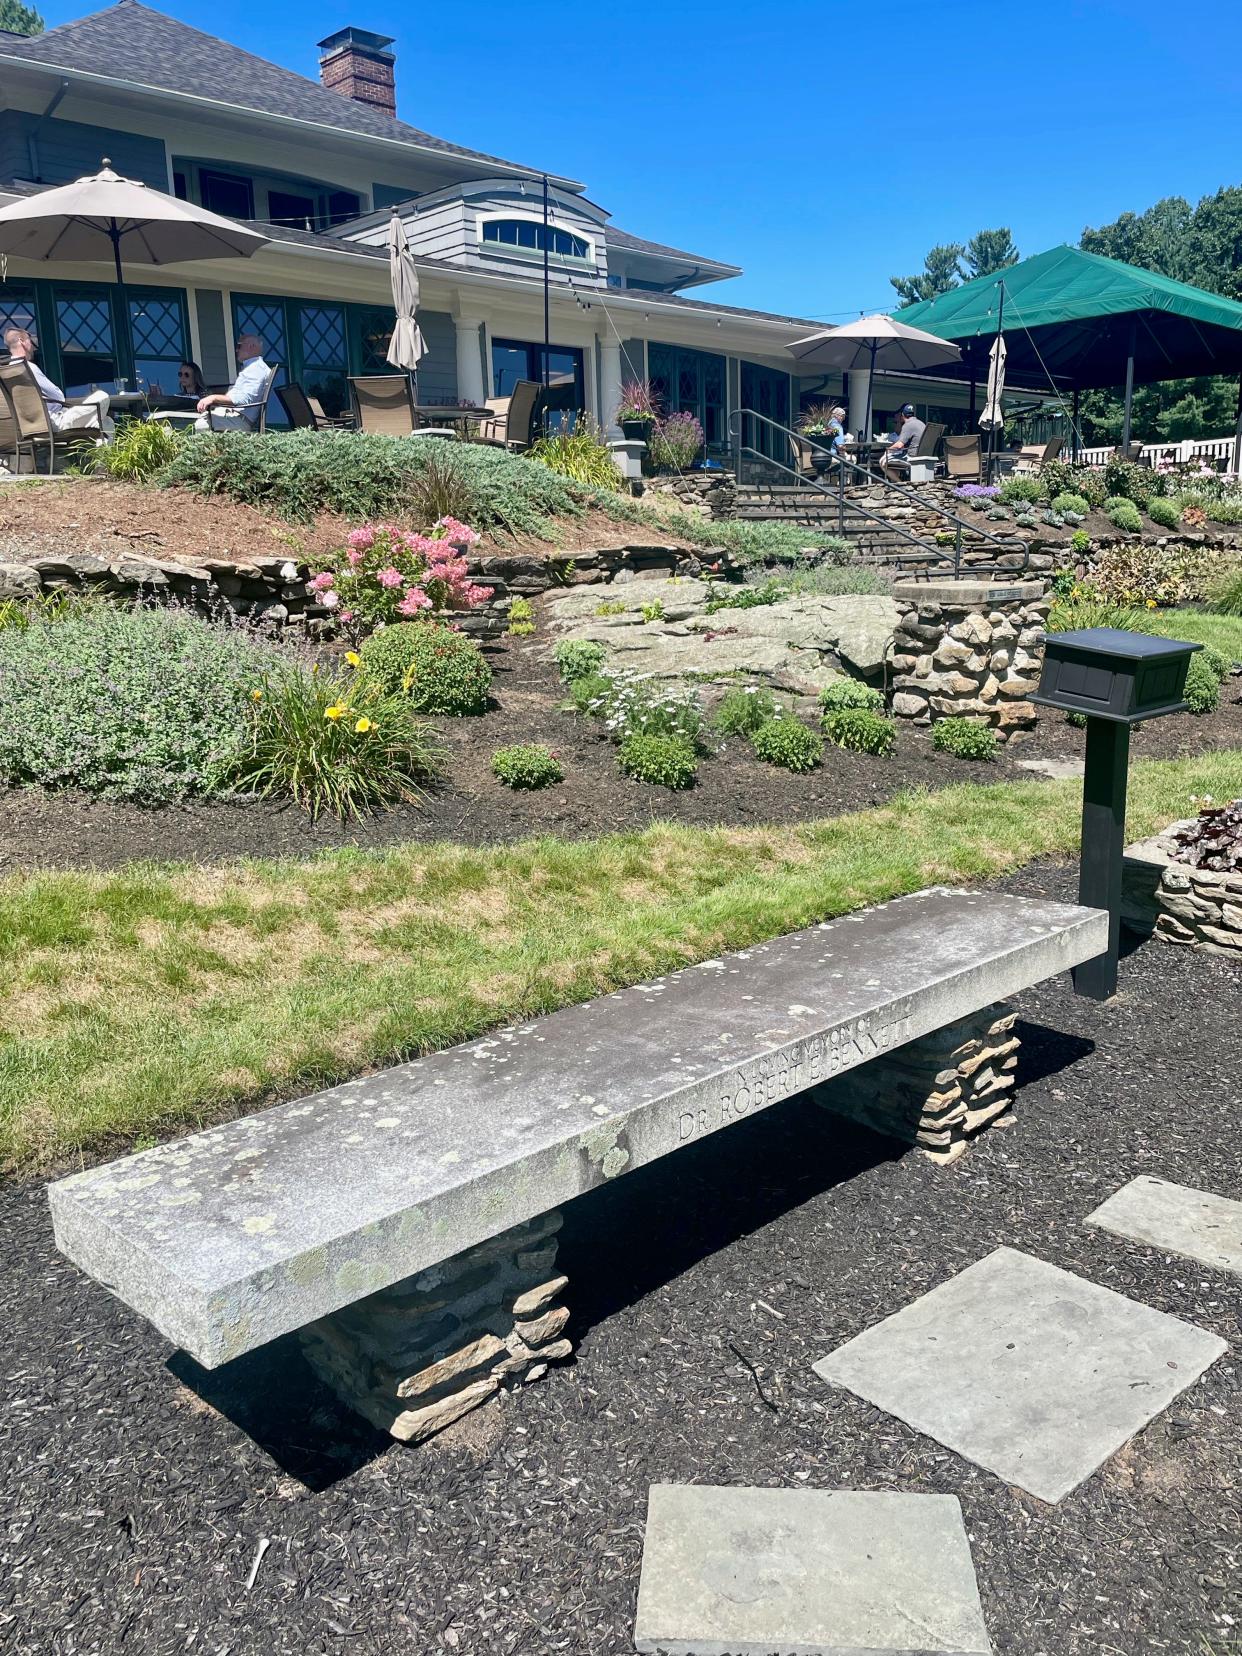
(634, 1485, 992, 1656)
(812, 1246, 1226, 1504)
(1086, 1176, 1242, 1277)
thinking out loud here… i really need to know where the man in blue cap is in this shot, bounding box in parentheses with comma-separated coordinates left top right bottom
(882, 403, 926, 480)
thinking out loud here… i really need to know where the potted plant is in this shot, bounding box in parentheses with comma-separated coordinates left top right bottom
(648, 411, 705, 472)
(616, 379, 658, 441)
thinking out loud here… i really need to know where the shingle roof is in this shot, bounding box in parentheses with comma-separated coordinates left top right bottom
(0, 1, 576, 185)
(606, 225, 740, 275)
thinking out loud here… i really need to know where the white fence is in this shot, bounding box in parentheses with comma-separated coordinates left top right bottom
(1074, 434, 1239, 470)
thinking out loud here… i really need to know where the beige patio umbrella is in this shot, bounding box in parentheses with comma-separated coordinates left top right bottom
(0, 159, 267, 374)
(786, 313, 962, 441)
(979, 333, 1007, 431)
(385, 212, 425, 376)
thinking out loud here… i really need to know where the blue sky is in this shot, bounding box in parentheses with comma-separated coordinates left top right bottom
(38, 0, 1242, 319)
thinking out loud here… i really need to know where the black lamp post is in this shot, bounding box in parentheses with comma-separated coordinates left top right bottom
(1032, 627, 1201, 1000)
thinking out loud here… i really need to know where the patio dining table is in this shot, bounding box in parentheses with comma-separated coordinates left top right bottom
(410, 403, 484, 433)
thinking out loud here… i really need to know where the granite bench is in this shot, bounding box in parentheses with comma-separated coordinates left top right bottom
(48, 887, 1106, 1442)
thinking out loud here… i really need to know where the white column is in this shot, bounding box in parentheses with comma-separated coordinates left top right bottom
(455, 317, 486, 406)
(847, 368, 872, 440)
(598, 336, 623, 438)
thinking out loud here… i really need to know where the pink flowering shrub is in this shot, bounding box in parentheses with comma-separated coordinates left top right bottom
(311, 519, 492, 636)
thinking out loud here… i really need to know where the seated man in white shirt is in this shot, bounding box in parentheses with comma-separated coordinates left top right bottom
(195, 334, 272, 432)
(3, 327, 114, 438)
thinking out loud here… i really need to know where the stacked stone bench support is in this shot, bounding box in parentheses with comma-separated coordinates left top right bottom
(813, 1003, 1020, 1162)
(299, 1212, 572, 1442)
(47, 888, 1106, 1443)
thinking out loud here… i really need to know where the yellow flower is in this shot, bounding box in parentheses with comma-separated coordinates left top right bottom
(250, 688, 263, 702)
(324, 704, 345, 721)
(354, 716, 372, 733)
(345, 650, 361, 668)
(1145, 599, 1157, 609)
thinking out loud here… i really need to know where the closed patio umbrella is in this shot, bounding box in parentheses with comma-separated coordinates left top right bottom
(0, 160, 267, 380)
(979, 333, 1007, 431)
(385, 212, 425, 377)
(786, 313, 962, 443)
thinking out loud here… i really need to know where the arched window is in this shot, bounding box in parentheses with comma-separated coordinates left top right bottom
(481, 219, 590, 261)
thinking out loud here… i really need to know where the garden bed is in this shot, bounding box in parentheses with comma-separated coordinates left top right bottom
(2, 633, 1240, 874)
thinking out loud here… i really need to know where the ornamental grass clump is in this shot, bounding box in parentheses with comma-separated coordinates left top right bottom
(0, 605, 279, 803)
(310, 519, 492, 636)
(715, 684, 778, 736)
(490, 743, 563, 789)
(1208, 564, 1242, 617)
(359, 622, 492, 714)
(750, 715, 823, 772)
(235, 665, 441, 821)
(820, 679, 884, 714)
(530, 418, 619, 490)
(618, 732, 697, 789)
(554, 638, 607, 682)
(88, 416, 184, 482)
(822, 707, 896, 756)
(932, 717, 998, 761)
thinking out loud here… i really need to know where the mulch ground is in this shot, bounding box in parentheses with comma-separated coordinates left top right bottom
(0, 479, 694, 573)
(2, 636, 1241, 874)
(1, 861, 1239, 1656)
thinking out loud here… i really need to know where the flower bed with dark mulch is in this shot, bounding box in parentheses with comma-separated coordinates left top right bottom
(2, 634, 1241, 874)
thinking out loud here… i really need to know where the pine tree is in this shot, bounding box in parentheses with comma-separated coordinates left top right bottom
(890, 243, 964, 305)
(964, 228, 1019, 280)
(0, 1, 44, 36)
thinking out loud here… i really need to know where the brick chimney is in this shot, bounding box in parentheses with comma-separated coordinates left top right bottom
(317, 27, 397, 118)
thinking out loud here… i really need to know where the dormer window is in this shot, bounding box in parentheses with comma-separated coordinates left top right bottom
(480, 217, 591, 263)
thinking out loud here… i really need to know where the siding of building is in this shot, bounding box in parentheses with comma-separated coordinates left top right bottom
(194, 289, 231, 385)
(0, 112, 167, 188)
(415, 308, 457, 403)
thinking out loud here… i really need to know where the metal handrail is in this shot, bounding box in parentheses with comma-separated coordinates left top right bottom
(728, 407, 1029, 577)
(727, 433, 945, 567)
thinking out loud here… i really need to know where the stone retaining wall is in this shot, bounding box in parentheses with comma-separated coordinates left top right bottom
(813, 1004, 1020, 1163)
(299, 1212, 572, 1442)
(642, 470, 737, 519)
(1122, 823, 1242, 957)
(0, 541, 737, 644)
(888, 578, 1048, 741)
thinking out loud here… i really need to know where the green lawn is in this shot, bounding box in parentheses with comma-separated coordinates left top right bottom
(3, 749, 1240, 1176)
(1151, 607, 1242, 663)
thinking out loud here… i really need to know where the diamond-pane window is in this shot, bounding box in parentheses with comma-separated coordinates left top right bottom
(0, 288, 37, 342)
(233, 297, 288, 423)
(57, 296, 113, 354)
(300, 305, 345, 367)
(130, 297, 183, 360)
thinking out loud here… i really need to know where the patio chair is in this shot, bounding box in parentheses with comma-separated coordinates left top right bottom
(1012, 437, 1064, 477)
(349, 374, 416, 436)
(307, 392, 354, 430)
(1112, 440, 1144, 464)
(943, 433, 983, 484)
(0, 361, 104, 473)
(885, 420, 946, 481)
(475, 380, 540, 451)
(276, 382, 319, 430)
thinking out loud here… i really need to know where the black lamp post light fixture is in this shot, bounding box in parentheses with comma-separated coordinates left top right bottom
(1032, 627, 1201, 1001)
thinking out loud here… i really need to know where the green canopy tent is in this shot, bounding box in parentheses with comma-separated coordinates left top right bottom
(895, 245, 1242, 463)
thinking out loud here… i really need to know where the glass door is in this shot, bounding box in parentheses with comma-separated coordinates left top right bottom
(127, 291, 188, 398)
(296, 302, 348, 417)
(55, 289, 116, 395)
(231, 296, 288, 422)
